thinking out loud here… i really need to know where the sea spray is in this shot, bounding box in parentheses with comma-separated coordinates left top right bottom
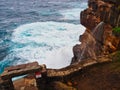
(3, 21, 85, 69)
(0, 0, 87, 73)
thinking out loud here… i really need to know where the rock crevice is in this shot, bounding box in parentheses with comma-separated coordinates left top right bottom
(72, 0, 120, 64)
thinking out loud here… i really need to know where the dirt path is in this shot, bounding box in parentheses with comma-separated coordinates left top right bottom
(65, 60, 120, 90)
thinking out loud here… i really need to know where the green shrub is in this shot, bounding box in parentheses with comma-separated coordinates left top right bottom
(115, 51, 120, 61)
(113, 27, 120, 33)
(113, 27, 120, 37)
(110, 51, 120, 61)
(118, 5, 120, 10)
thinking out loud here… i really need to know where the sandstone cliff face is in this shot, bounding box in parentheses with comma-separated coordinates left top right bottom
(71, 0, 120, 64)
(81, 0, 120, 29)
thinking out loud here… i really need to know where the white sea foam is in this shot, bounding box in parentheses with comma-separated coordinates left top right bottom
(7, 21, 85, 69)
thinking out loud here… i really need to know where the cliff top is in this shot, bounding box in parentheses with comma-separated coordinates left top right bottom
(12, 53, 120, 90)
(46, 52, 120, 90)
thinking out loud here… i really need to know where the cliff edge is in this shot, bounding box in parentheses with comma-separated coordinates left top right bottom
(71, 0, 120, 64)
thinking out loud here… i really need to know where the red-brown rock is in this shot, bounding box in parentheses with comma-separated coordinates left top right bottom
(71, 0, 120, 64)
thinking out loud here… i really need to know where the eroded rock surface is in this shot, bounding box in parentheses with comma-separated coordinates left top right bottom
(71, 0, 120, 64)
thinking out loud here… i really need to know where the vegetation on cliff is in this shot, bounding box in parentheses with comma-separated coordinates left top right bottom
(113, 27, 120, 33)
(113, 27, 120, 37)
(110, 51, 120, 61)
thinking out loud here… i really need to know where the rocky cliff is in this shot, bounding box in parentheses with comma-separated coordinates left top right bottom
(71, 0, 120, 64)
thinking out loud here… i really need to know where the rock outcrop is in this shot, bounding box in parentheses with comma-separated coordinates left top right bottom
(71, 0, 120, 64)
(0, 62, 47, 90)
(81, 0, 120, 28)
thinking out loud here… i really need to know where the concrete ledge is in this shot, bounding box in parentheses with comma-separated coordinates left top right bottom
(47, 55, 112, 78)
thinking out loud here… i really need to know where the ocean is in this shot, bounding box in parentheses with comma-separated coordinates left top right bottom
(0, 0, 87, 73)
